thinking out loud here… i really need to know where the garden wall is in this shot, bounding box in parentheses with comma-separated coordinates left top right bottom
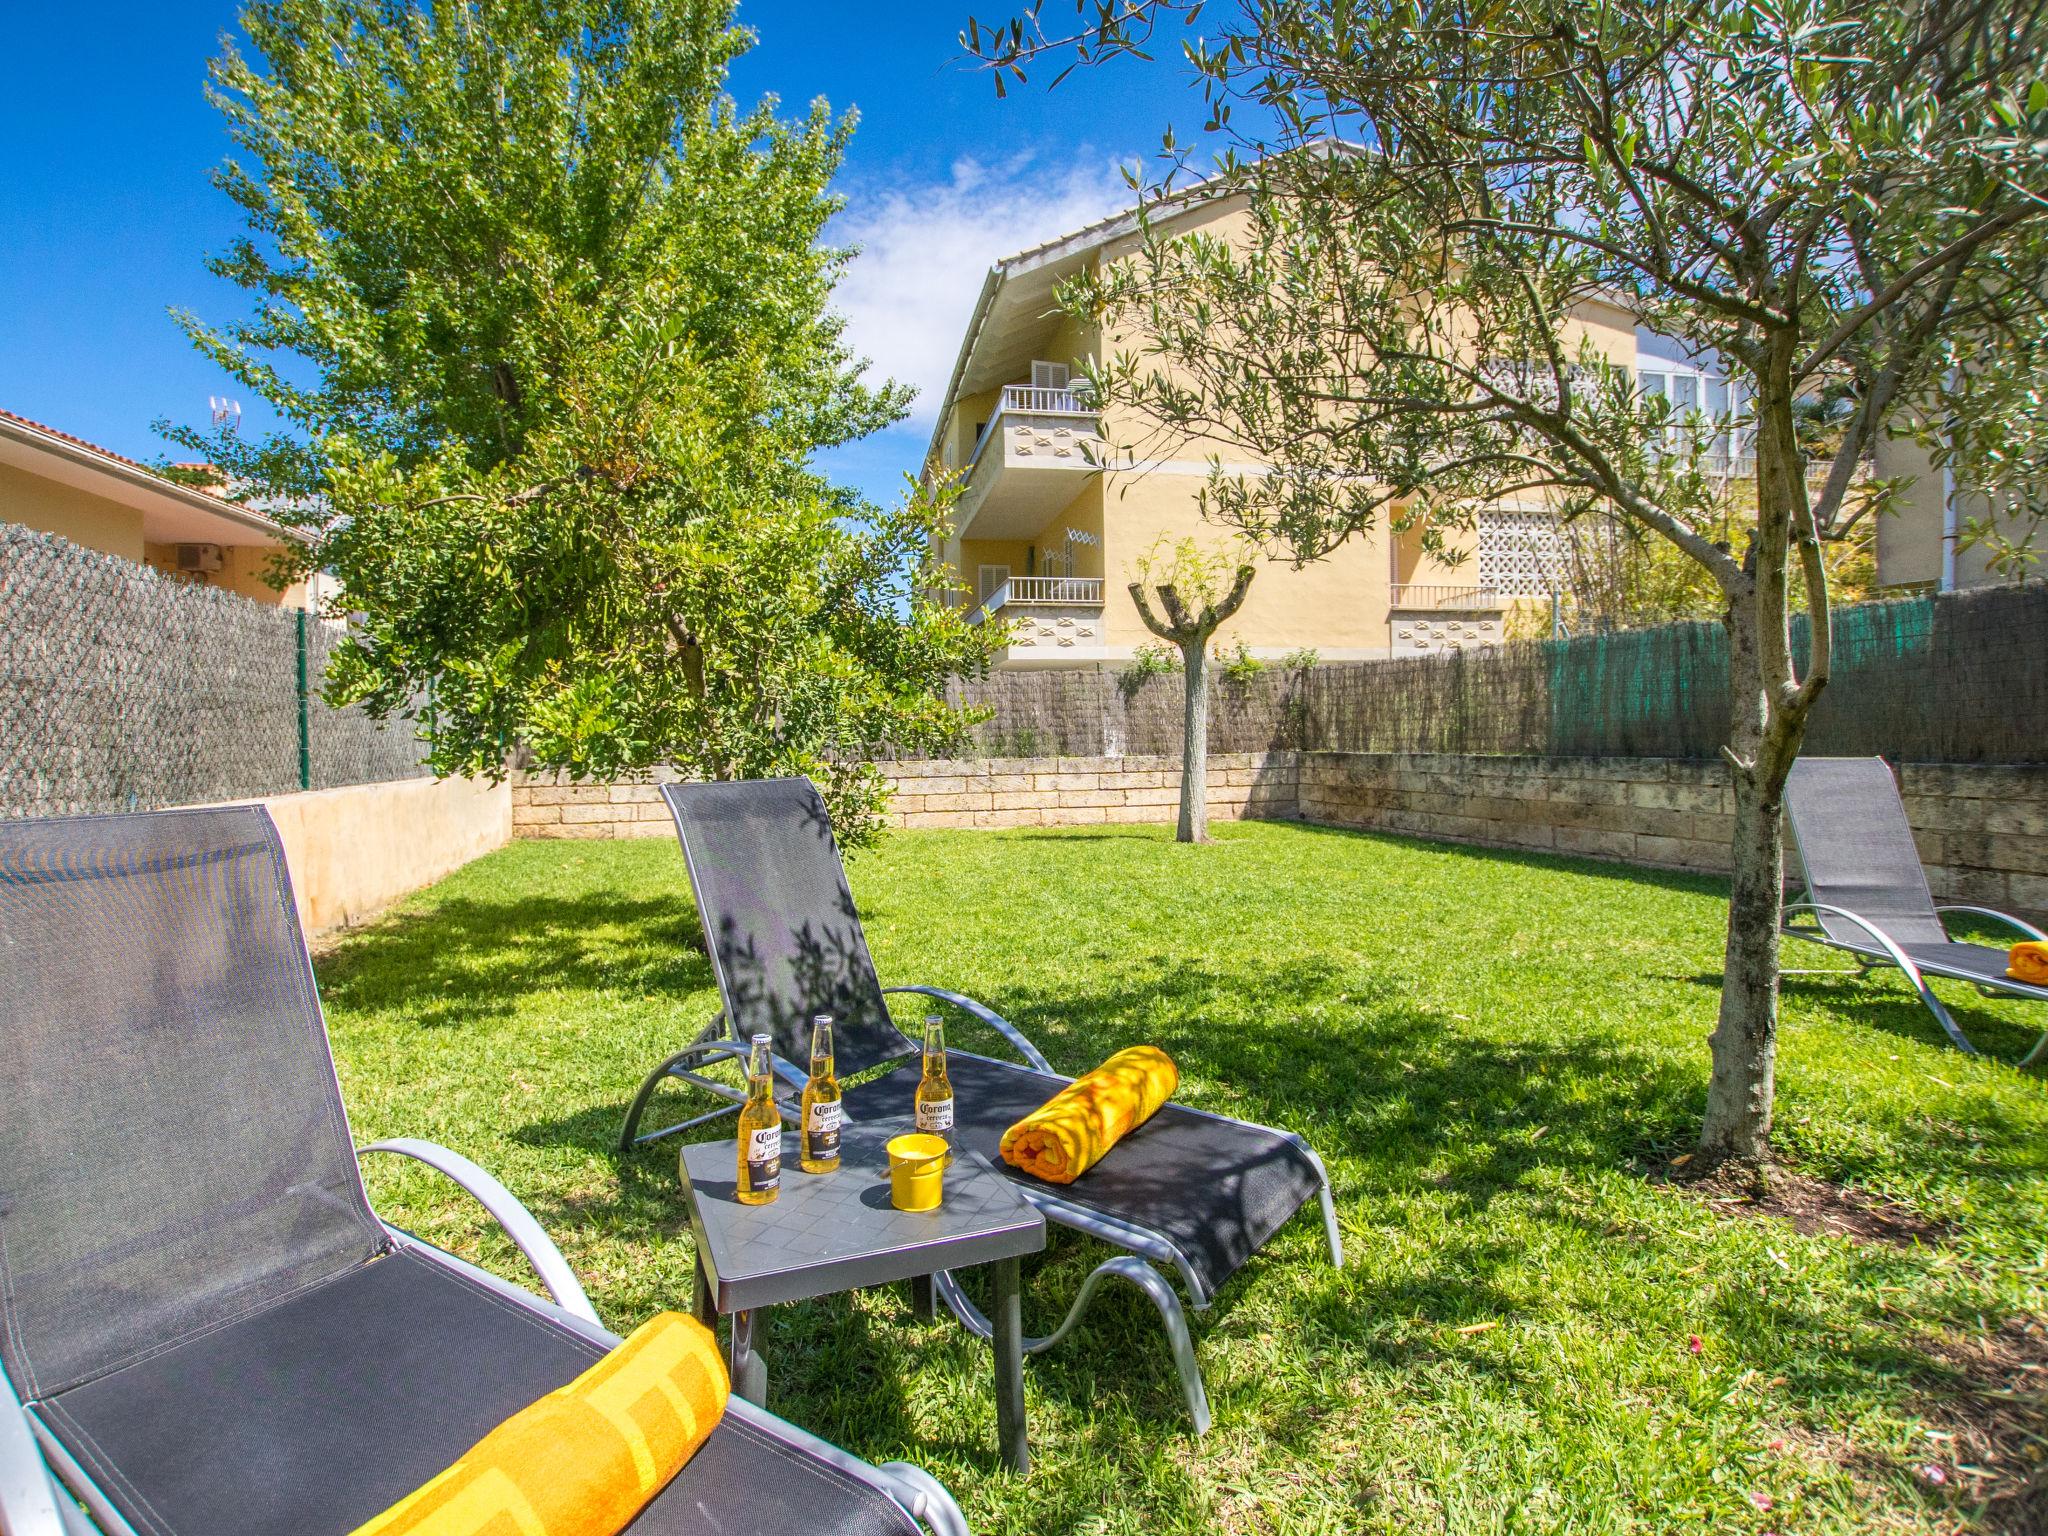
(512, 753, 1303, 837)
(198, 774, 512, 937)
(514, 752, 2047, 920)
(1297, 752, 2048, 919)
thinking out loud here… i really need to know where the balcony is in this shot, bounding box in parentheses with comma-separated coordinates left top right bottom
(953, 384, 1105, 542)
(967, 575, 1108, 666)
(1388, 582, 1506, 654)
(1388, 583, 1503, 611)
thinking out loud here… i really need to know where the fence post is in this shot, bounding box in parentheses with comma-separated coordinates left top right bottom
(295, 607, 311, 792)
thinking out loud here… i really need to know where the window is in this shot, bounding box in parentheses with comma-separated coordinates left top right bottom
(1030, 360, 1069, 390)
(977, 564, 1011, 607)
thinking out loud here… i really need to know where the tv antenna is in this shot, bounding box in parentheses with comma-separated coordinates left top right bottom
(209, 396, 242, 434)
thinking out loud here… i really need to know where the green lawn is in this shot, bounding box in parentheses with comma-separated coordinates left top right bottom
(318, 822, 2048, 1535)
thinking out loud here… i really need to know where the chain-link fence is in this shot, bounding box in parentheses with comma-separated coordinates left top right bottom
(911, 582, 2048, 764)
(1, 523, 430, 818)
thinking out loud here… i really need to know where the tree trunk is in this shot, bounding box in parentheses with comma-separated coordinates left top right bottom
(1697, 381, 1823, 1162)
(1699, 752, 1785, 1159)
(1177, 639, 1209, 843)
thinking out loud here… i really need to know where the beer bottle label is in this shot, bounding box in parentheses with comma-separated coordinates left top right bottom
(806, 1100, 842, 1157)
(745, 1126, 781, 1193)
(916, 1097, 954, 1134)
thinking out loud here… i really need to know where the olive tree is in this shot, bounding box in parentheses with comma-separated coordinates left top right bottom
(972, 0, 2048, 1156)
(167, 0, 998, 846)
(1128, 536, 1256, 841)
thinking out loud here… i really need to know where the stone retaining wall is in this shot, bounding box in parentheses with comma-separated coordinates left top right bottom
(511, 753, 1302, 838)
(1297, 752, 2048, 919)
(511, 751, 2046, 919)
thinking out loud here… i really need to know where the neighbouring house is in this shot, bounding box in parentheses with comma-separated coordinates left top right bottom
(0, 407, 316, 608)
(927, 192, 2025, 666)
(926, 194, 1734, 664)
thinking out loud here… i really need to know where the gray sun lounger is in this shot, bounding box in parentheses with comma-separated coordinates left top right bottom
(618, 777, 1344, 1433)
(1782, 756, 2047, 1066)
(0, 806, 968, 1536)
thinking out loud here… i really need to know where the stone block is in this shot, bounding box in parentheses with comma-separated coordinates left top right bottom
(1123, 786, 1181, 807)
(912, 810, 981, 828)
(975, 808, 1045, 828)
(536, 822, 612, 840)
(2003, 871, 2048, 919)
(920, 791, 994, 813)
(1637, 834, 1726, 871)
(559, 803, 622, 825)
(1629, 780, 1726, 814)
(1046, 805, 1109, 824)
(1062, 788, 1129, 808)
(1042, 773, 1102, 792)
(1554, 826, 1638, 861)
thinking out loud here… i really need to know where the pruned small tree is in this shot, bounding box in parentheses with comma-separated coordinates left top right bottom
(973, 0, 2048, 1157)
(1128, 537, 1255, 841)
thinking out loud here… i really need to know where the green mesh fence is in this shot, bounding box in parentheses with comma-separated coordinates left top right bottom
(918, 584, 2046, 764)
(1, 522, 431, 818)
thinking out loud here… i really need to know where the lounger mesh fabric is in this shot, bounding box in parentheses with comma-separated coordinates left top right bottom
(41, 1244, 917, 1536)
(663, 780, 915, 1075)
(1784, 757, 1949, 947)
(0, 807, 387, 1400)
(844, 1054, 1322, 1299)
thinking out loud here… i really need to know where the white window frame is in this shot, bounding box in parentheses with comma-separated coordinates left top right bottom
(1029, 360, 1069, 390)
(977, 563, 1011, 607)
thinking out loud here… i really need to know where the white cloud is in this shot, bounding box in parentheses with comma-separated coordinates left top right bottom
(830, 152, 1135, 429)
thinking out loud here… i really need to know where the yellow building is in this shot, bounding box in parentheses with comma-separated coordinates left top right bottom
(926, 195, 1653, 665)
(1, 406, 314, 607)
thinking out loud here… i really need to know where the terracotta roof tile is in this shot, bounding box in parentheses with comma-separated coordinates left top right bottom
(0, 406, 235, 505)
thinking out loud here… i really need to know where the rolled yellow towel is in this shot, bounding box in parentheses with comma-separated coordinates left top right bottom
(1000, 1046, 1178, 1185)
(2010, 940, 2048, 986)
(350, 1311, 727, 1536)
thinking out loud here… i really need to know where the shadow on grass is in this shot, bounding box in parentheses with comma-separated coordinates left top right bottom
(1665, 964, 2048, 1067)
(318, 894, 713, 1028)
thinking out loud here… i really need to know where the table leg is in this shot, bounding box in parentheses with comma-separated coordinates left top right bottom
(728, 1307, 769, 1406)
(991, 1256, 1028, 1475)
(692, 1254, 715, 1327)
(910, 1272, 936, 1322)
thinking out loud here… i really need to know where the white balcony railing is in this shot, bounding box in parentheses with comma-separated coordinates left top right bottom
(968, 575, 1105, 625)
(999, 383, 1094, 416)
(1389, 583, 1504, 611)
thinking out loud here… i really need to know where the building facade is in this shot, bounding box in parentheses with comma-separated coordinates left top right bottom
(925, 196, 1692, 665)
(0, 407, 314, 608)
(927, 196, 2020, 667)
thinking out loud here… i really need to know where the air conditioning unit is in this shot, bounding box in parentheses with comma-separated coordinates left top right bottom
(175, 543, 225, 575)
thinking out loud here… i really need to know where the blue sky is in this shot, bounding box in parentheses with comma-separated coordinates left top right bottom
(0, 2, 1207, 506)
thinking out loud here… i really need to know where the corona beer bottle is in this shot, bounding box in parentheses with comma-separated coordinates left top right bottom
(913, 1015, 954, 1135)
(734, 1033, 782, 1205)
(799, 1014, 843, 1174)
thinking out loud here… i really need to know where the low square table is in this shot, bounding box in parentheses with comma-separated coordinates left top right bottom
(679, 1117, 1047, 1472)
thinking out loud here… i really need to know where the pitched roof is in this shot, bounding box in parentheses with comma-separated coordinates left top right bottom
(0, 406, 297, 546)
